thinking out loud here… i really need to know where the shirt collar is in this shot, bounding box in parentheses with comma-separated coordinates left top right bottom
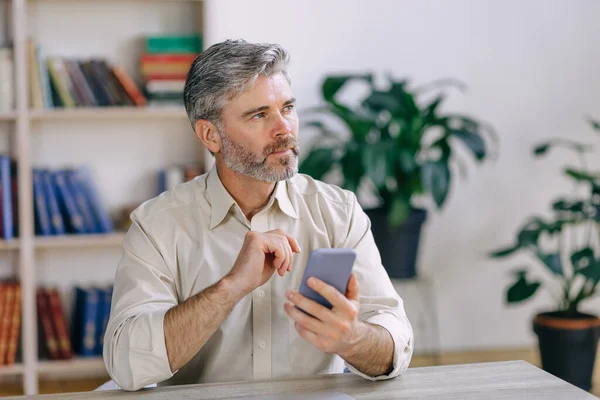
(207, 166, 299, 230)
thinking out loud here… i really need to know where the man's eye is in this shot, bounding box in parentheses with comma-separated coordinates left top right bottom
(283, 104, 295, 112)
(252, 112, 265, 120)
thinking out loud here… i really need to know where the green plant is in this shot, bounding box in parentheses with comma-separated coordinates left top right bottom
(490, 119, 600, 314)
(299, 74, 496, 227)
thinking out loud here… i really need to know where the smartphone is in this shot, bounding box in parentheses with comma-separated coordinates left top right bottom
(297, 248, 357, 310)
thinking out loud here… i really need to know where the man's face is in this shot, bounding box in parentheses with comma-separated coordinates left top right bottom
(216, 72, 299, 183)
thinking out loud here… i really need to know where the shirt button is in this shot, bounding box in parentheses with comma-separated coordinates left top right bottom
(258, 290, 265, 298)
(259, 341, 266, 349)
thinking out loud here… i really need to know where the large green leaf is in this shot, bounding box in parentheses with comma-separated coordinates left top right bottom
(362, 91, 402, 115)
(517, 228, 541, 247)
(322, 75, 372, 103)
(422, 95, 444, 125)
(506, 270, 541, 304)
(533, 142, 551, 156)
(537, 252, 563, 276)
(564, 168, 599, 183)
(396, 148, 417, 173)
(340, 144, 365, 193)
(299, 147, 337, 180)
(571, 248, 596, 270)
(326, 104, 376, 143)
(578, 261, 600, 283)
(489, 244, 521, 258)
(362, 143, 391, 189)
(421, 161, 451, 208)
(450, 129, 486, 161)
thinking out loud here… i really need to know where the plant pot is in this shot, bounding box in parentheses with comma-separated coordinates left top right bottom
(533, 311, 600, 391)
(365, 207, 427, 279)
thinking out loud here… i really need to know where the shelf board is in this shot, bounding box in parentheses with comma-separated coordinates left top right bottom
(34, 232, 125, 249)
(29, 106, 187, 121)
(0, 363, 24, 376)
(37, 357, 107, 376)
(0, 111, 17, 121)
(0, 239, 20, 250)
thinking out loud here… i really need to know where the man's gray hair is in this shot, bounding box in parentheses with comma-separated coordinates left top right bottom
(183, 39, 291, 129)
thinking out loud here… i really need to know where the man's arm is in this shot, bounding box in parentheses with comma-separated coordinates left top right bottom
(104, 217, 300, 391)
(163, 276, 244, 372)
(285, 190, 413, 380)
(285, 274, 395, 377)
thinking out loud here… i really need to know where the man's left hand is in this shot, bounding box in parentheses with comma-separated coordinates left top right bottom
(283, 273, 366, 358)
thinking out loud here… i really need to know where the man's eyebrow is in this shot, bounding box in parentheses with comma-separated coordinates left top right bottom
(241, 105, 269, 119)
(240, 98, 296, 119)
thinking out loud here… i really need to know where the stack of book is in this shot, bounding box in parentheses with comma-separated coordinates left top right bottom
(0, 46, 14, 111)
(28, 39, 147, 109)
(0, 281, 21, 365)
(140, 35, 201, 105)
(33, 166, 115, 236)
(37, 285, 112, 360)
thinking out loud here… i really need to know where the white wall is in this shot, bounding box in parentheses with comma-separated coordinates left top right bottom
(204, 0, 600, 351)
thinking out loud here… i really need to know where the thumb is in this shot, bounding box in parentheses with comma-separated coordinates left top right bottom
(345, 273, 359, 301)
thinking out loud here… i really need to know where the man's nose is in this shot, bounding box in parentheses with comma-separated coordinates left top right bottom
(271, 112, 292, 137)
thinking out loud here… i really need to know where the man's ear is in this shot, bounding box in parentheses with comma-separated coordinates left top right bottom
(195, 119, 221, 154)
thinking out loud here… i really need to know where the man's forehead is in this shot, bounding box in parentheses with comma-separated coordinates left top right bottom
(234, 74, 293, 107)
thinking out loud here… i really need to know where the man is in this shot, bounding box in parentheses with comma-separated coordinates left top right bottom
(103, 39, 413, 391)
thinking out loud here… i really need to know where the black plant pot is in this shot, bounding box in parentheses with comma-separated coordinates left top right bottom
(533, 311, 600, 391)
(365, 207, 427, 279)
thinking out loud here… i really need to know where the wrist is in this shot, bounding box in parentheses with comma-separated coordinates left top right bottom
(340, 321, 369, 359)
(220, 274, 249, 303)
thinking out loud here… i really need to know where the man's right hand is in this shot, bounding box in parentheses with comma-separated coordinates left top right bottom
(226, 229, 301, 297)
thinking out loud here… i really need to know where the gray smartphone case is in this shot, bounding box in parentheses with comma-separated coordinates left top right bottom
(298, 248, 357, 309)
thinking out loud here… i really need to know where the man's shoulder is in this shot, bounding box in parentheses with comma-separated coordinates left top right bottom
(288, 173, 355, 207)
(130, 173, 208, 225)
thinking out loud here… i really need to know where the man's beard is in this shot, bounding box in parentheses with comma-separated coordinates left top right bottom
(219, 130, 299, 183)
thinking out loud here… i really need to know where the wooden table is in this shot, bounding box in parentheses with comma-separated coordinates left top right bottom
(7, 361, 598, 399)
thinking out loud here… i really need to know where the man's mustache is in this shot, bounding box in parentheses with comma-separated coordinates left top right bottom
(263, 136, 299, 157)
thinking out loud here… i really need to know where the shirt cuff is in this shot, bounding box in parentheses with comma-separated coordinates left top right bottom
(344, 313, 414, 381)
(127, 308, 175, 388)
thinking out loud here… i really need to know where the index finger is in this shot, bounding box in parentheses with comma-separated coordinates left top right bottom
(284, 233, 301, 253)
(307, 277, 348, 310)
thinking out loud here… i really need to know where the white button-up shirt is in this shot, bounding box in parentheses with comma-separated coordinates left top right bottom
(103, 166, 414, 391)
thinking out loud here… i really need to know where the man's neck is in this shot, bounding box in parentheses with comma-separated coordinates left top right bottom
(215, 161, 276, 221)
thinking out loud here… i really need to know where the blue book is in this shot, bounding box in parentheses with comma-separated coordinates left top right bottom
(0, 156, 13, 240)
(94, 286, 112, 355)
(52, 170, 86, 234)
(33, 169, 52, 236)
(75, 167, 114, 233)
(41, 170, 66, 235)
(71, 287, 99, 357)
(65, 169, 97, 233)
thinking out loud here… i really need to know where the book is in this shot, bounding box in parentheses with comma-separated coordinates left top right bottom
(145, 35, 202, 54)
(71, 287, 99, 357)
(45, 287, 73, 359)
(0, 47, 14, 111)
(0, 155, 13, 240)
(5, 283, 21, 364)
(37, 288, 60, 360)
(33, 169, 52, 236)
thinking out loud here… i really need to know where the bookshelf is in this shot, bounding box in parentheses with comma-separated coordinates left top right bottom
(29, 106, 187, 121)
(0, 111, 17, 121)
(3, 0, 209, 395)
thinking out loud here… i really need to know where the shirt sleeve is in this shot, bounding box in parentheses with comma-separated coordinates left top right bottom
(103, 212, 178, 391)
(338, 192, 414, 381)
